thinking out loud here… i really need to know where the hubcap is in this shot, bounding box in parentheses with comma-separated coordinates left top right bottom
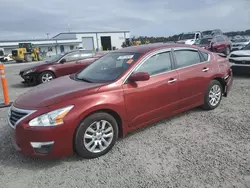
(84, 120, 114, 153)
(41, 73, 53, 83)
(209, 85, 221, 106)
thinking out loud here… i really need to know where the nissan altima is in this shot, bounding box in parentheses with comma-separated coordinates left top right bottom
(8, 43, 233, 159)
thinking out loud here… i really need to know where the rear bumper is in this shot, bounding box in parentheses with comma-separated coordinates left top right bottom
(224, 70, 233, 97)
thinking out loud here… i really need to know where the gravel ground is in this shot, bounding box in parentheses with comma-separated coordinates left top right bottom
(0, 64, 250, 188)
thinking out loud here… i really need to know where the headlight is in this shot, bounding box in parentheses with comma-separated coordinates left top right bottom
(23, 69, 35, 75)
(29, 105, 74, 127)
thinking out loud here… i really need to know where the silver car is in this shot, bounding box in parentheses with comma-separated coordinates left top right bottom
(231, 38, 250, 51)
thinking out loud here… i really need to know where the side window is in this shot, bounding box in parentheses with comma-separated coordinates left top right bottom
(200, 51, 209, 61)
(64, 52, 81, 62)
(135, 52, 172, 76)
(174, 50, 201, 68)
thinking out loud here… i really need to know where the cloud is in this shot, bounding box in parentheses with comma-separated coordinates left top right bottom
(0, 0, 249, 39)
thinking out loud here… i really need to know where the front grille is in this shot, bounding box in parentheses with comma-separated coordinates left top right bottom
(9, 108, 28, 126)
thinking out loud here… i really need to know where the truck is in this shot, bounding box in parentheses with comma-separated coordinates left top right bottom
(177, 31, 202, 45)
(11, 43, 40, 63)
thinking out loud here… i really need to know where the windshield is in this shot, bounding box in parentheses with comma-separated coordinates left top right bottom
(75, 52, 141, 83)
(180, 33, 195, 40)
(202, 30, 212, 35)
(231, 38, 248, 43)
(242, 43, 250, 50)
(44, 53, 65, 62)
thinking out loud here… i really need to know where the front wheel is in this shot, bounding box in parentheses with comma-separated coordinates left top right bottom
(202, 80, 223, 110)
(74, 112, 118, 159)
(38, 71, 55, 84)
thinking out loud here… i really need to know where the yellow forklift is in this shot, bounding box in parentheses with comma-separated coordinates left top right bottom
(11, 43, 40, 63)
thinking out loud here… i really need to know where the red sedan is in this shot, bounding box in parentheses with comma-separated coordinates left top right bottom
(194, 35, 232, 55)
(8, 43, 233, 159)
(19, 50, 105, 84)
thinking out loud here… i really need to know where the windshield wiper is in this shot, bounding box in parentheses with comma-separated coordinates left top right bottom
(75, 76, 92, 83)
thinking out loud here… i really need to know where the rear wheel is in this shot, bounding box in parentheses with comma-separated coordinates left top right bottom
(202, 80, 223, 110)
(38, 71, 55, 84)
(74, 112, 118, 159)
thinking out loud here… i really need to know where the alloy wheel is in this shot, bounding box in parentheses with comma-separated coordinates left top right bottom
(41, 73, 53, 83)
(209, 84, 221, 106)
(83, 120, 114, 153)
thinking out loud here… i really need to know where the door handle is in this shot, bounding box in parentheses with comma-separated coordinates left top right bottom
(202, 67, 209, 72)
(168, 78, 177, 84)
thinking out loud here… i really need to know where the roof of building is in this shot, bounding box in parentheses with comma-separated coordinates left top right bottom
(0, 38, 77, 43)
(52, 31, 130, 38)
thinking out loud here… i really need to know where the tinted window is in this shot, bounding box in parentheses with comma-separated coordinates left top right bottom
(200, 51, 209, 61)
(75, 52, 141, 83)
(135, 52, 172, 76)
(64, 52, 81, 62)
(174, 50, 201, 68)
(216, 37, 225, 42)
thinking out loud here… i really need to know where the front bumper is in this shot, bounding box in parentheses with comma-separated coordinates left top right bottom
(19, 72, 39, 84)
(8, 105, 75, 158)
(10, 124, 74, 159)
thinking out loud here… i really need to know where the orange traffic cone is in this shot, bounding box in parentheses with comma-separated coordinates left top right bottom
(0, 63, 11, 108)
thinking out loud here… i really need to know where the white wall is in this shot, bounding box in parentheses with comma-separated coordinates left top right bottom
(75, 32, 130, 50)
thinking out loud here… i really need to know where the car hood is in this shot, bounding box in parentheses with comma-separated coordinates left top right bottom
(232, 42, 249, 46)
(14, 75, 106, 108)
(230, 50, 250, 56)
(20, 61, 54, 72)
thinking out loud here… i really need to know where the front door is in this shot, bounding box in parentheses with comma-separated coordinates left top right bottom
(123, 50, 180, 127)
(55, 51, 83, 77)
(172, 48, 214, 109)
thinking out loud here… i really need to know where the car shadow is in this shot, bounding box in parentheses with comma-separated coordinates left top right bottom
(10, 83, 37, 89)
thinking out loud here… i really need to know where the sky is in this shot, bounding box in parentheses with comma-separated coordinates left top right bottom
(0, 0, 249, 40)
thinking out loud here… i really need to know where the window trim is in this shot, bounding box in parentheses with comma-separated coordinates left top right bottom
(171, 47, 211, 70)
(122, 48, 174, 84)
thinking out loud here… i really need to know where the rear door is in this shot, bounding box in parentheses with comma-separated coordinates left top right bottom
(172, 48, 214, 110)
(123, 49, 180, 127)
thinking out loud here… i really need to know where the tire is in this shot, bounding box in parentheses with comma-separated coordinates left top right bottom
(74, 112, 119, 159)
(201, 80, 223, 110)
(38, 71, 55, 84)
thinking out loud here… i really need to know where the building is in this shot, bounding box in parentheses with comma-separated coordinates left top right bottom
(0, 31, 130, 56)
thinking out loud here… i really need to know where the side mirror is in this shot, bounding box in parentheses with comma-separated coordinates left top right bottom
(128, 72, 150, 82)
(60, 58, 66, 64)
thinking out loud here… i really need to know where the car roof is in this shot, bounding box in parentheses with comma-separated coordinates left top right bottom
(114, 43, 200, 54)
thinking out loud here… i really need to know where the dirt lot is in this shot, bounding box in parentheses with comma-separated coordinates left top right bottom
(0, 63, 250, 188)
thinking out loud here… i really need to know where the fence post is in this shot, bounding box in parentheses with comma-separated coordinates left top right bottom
(0, 63, 11, 108)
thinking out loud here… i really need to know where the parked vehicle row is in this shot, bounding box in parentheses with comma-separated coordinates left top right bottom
(19, 49, 105, 84)
(231, 38, 250, 51)
(8, 43, 233, 159)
